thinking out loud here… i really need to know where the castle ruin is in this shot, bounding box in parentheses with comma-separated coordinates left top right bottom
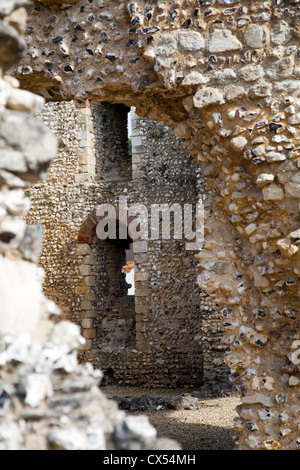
(0, 0, 300, 451)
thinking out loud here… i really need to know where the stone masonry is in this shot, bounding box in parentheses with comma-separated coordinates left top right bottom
(25, 99, 227, 389)
(0, 0, 180, 451)
(3, 0, 300, 450)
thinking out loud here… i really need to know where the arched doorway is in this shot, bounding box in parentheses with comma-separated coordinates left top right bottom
(77, 210, 140, 380)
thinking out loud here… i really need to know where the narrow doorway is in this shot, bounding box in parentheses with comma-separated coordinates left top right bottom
(122, 243, 135, 296)
(91, 102, 132, 181)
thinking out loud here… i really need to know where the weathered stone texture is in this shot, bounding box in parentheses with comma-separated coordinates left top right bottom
(4, 0, 300, 450)
(0, 0, 180, 451)
(25, 101, 226, 389)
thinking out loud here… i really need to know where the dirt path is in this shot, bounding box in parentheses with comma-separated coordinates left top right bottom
(102, 386, 240, 451)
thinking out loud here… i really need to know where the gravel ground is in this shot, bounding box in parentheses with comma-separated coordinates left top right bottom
(102, 386, 241, 451)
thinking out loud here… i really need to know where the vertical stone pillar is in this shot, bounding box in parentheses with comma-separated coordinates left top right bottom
(74, 100, 96, 183)
(130, 108, 144, 181)
(0, 3, 57, 341)
(133, 239, 150, 351)
(75, 243, 97, 350)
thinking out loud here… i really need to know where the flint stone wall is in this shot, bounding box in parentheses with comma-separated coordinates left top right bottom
(25, 98, 228, 389)
(9, 0, 300, 450)
(0, 0, 180, 451)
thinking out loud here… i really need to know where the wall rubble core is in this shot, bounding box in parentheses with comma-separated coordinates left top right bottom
(1, 0, 300, 451)
(0, 0, 182, 451)
(26, 99, 227, 390)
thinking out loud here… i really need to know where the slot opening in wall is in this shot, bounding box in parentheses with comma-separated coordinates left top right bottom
(122, 243, 135, 296)
(92, 102, 132, 181)
(127, 108, 132, 157)
(95, 220, 136, 352)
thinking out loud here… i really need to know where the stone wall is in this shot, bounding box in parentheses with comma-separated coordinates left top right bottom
(25, 98, 227, 389)
(0, 0, 180, 451)
(93, 102, 132, 181)
(14, 0, 300, 450)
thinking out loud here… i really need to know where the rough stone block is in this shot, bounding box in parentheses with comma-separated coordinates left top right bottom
(75, 173, 91, 183)
(81, 300, 92, 311)
(131, 136, 142, 147)
(75, 244, 91, 256)
(83, 276, 95, 286)
(135, 305, 149, 314)
(134, 253, 147, 263)
(75, 285, 90, 295)
(131, 154, 141, 164)
(82, 328, 96, 339)
(81, 318, 93, 329)
(79, 338, 93, 351)
(136, 341, 149, 352)
(132, 170, 143, 180)
(0, 256, 44, 336)
(79, 265, 91, 276)
(133, 240, 148, 253)
(134, 272, 149, 281)
(135, 288, 151, 297)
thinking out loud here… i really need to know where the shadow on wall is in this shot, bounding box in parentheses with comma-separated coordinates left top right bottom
(122, 242, 135, 295)
(94, 229, 136, 351)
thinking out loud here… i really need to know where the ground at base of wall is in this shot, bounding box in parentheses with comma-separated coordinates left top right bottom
(101, 386, 240, 451)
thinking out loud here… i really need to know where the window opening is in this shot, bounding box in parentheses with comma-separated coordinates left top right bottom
(122, 243, 135, 296)
(127, 108, 132, 158)
(92, 102, 132, 181)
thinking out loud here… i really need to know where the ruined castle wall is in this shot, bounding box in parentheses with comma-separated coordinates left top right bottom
(17, 0, 300, 449)
(26, 98, 227, 388)
(92, 102, 132, 181)
(130, 109, 229, 384)
(0, 1, 180, 451)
